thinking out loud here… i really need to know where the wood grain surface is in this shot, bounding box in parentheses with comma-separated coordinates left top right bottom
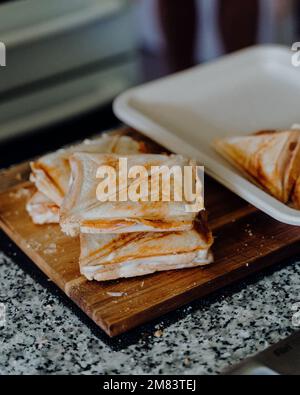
(0, 129, 299, 337)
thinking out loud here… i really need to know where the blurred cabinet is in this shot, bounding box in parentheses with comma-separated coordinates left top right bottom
(0, 0, 139, 140)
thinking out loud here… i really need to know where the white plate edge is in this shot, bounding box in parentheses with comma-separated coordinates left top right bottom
(113, 46, 300, 226)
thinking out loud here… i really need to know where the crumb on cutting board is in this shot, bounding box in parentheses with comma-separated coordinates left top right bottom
(44, 243, 57, 255)
(9, 188, 31, 200)
(106, 291, 127, 297)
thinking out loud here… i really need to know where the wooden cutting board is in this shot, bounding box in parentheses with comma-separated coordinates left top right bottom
(1, 129, 300, 337)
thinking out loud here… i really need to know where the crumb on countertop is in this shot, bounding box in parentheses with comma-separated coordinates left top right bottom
(183, 357, 191, 366)
(154, 329, 163, 338)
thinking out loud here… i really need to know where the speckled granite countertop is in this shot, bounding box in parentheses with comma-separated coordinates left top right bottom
(1, 234, 299, 375)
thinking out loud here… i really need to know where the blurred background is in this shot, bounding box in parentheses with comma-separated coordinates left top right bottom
(0, 0, 299, 165)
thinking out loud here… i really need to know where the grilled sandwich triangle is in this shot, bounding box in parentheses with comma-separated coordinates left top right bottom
(26, 190, 59, 224)
(79, 212, 213, 281)
(60, 153, 204, 236)
(30, 133, 146, 207)
(214, 130, 300, 203)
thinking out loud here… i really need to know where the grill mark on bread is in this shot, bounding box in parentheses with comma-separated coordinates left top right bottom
(83, 231, 179, 263)
(81, 218, 192, 230)
(254, 130, 277, 135)
(85, 247, 210, 266)
(32, 162, 65, 198)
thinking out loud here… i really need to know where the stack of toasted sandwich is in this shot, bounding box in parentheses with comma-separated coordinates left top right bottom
(27, 131, 214, 281)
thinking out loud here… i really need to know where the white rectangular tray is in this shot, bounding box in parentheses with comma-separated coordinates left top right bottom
(114, 45, 300, 226)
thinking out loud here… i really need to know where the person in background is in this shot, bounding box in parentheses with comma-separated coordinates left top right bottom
(137, 0, 294, 75)
(293, 0, 300, 39)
